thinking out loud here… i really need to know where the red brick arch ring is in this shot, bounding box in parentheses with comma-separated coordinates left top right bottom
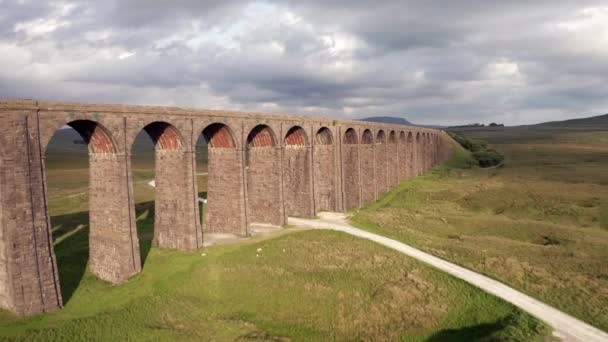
(389, 131, 397, 144)
(247, 124, 277, 147)
(63, 120, 117, 154)
(284, 126, 308, 146)
(343, 128, 358, 144)
(315, 127, 333, 145)
(202, 123, 236, 148)
(399, 131, 406, 143)
(376, 130, 386, 144)
(361, 129, 374, 144)
(143, 121, 185, 150)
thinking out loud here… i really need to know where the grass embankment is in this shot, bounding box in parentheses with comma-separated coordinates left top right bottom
(352, 129, 608, 331)
(0, 204, 547, 341)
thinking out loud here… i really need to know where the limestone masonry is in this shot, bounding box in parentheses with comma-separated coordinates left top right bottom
(0, 99, 453, 315)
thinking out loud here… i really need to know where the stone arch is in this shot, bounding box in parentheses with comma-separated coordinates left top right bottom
(316, 127, 333, 145)
(362, 129, 374, 144)
(42, 119, 139, 309)
(376, 130, 386, 143)
(389, 131, 397, 144)
(314, 127, 336, 211)
(202, 123, 236, 148)
(343, 128, 358, 144)
(360, 129, 375, 203)
(374, 129, 388, 195)
(341, 127, 360, 209)
(64, 120, 117, 154)
(247, 124, 276, 147)
(285, 126, 308, 146)
(283, 125, 313, 217)
(198, 123, 243, 235)
(246, 124, 282, 225)
(142, 121, 184, 150)
(134, 121, 201, 251)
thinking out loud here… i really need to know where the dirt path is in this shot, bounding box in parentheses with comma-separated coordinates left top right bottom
(288, 212, 608, 342)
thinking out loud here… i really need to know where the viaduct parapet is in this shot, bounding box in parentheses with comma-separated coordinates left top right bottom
(0, 99, 453, 315)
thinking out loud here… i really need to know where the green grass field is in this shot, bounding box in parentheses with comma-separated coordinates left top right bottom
(0, 208, 547, 341)
(352, 127, 608, 331)
(0, 130, 551, 340)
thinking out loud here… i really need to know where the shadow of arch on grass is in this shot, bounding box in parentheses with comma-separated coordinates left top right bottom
(426, 313, 540, 341)
(51, 201, 158, 302)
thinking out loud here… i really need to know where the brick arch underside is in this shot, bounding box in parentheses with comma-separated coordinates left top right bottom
(202, 123, 235, 148)
(315, 127, 333, 145)
(343, 128, 358, 144)
(66, 120, 115, 153)
(246, 125, 282, 226)
(283, 126, 313, 217)
(201, 124, 243, 235)
(144, 122, 183, 150)
(247, 125, 275, 147)
(285, 126, 307, 146)
(362, 130, 374, 144)
(141, 122, 201, 250)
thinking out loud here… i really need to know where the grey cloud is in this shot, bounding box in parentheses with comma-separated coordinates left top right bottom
(1, 0, 607, 125)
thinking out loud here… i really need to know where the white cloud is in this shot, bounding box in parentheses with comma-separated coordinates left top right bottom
(117, 51, 136, 60)
(14, 17, 68, 37)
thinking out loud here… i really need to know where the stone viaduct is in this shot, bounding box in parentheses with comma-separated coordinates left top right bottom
(0, 99, 452, 316)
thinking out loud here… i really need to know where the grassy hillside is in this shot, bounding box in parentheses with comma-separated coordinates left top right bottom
(352, 127, 608, 331)
(531, 113, 608, 130)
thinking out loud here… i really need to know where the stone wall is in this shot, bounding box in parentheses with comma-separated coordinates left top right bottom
(205, 148, 244, 235)
(283, 146, 313, 217)
(360, 145, 375, 204)
(246, 147, 283, 226)
(313, 145, 336, 212)
(341, 144, 360, 210)
(374, 142, 388, 196)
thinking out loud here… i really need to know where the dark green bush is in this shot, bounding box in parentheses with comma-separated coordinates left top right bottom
(472, 149, 504, 168)
(448, 132, 504, 168)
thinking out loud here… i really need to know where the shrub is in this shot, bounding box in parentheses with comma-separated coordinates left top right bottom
(472, 149, 504, 168)
(448, 132, 504, 168)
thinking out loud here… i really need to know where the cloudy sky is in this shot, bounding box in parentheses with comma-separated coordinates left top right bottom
(1, 1, 607, 125)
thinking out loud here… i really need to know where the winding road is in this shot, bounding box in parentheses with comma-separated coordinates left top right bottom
(288, 212, 608, 342)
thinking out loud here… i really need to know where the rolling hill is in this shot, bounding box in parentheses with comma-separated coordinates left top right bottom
(360, 116, 411, 125)
(530, 113, 608, 130)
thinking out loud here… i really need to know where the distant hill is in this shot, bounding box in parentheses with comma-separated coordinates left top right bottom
(530, 113, 608, 130)
(360, 116, 411, 125)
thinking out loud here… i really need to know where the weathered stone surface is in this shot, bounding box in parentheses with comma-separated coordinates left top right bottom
(0, 99, 452, 315)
